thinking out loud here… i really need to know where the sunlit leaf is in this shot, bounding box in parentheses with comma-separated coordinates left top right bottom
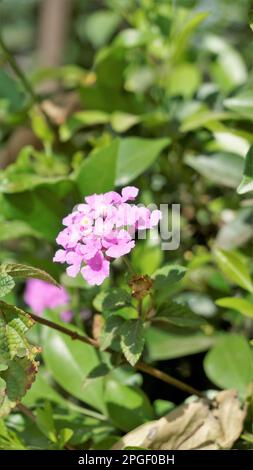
(214, 249, 253, 293)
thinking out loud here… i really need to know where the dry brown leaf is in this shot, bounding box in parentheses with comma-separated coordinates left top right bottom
(41, 93, 80, 125)
(112, 390, 246, 450)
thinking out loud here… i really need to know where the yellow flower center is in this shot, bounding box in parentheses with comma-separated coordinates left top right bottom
(81, 216, 90, 226)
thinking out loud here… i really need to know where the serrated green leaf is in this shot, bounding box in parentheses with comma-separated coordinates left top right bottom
(103, 288, 132, 313)
(0, 263, 59, 287)
(120, 319, 145, 366)
(153, 264, 186, 288)
(100, 316, 124, 351)
(152, 264, 187, 304)
(0, 301, 40, 418)
(0, 274, 15, 298)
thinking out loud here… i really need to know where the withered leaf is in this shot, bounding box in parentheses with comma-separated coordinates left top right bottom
(112, 390, 246, 450)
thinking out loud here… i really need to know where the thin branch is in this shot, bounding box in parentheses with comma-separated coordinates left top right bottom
(16, 403, 36, 422)
(0, 34, 38, 104)
(136, 362, 204, 398)
(23, 310, 204, 398)
(28, 311, 99, 348)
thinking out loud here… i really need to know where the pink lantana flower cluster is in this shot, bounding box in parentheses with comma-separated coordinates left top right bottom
(53, 186, 161, 286)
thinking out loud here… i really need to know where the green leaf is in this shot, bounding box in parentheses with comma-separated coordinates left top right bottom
(36, 402, 57, 443)
(77, 10, 121, 48)
(154, 301, 206, 328)
(0, 172, 72, 195)
(22, 367, 66, 408)
(209, 126, 251, 157)
(0, 420, 26, 450)
(120, 319, 145, 366)
(110, 112, 140, 133)
(0, 263, 59, 287)
(224, 90, 253, 120)
(1, 187, 66, 241)
(153, 399, 175, 418)
(0, 301, 39, 418)
(104, 378, 154, 432)
(146, 327, 222, 361)
(204, 334, 253, 397)
(167, 63, 201, 98)
(116, 137, 170, 185)
(153, 264, 186, 287)
(76, 139, 119, 197)
(30, 108, 54, 145)
(214, 249, 253, 293)
(204, 34, 247, 91)
(0, 274, 15, 298)
(215, 208, 253, 251)
(131, 244, 163, 276)
(186, 153, 244, 188)
(100, 316, 124, 351)
(102, 288, 132, 312)
(59, 110, 110, 142)
(41, 316, 107, 414)
(57, 428, 74, 448)
(250, 8, 253, 31)
(216, 297, 253, 318)
(152, 264, 187, 303)
(180, 110, 233, 133)
(125, 65, 155, 93)
(114, 28, 147, 49)
(172, 12, 209, 61)
(22, 366, 104, 421)
(0, 220, 40, 241)
(237, 145, 253, 194)
(0, 69, 25, 113)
